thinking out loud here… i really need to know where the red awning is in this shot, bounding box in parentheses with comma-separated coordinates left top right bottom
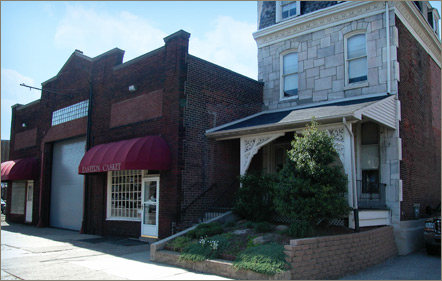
(1, 157, 39, 181)
(78, 136, 171, 174)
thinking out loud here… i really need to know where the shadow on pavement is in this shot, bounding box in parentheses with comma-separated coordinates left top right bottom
(1, 221, 151, 262)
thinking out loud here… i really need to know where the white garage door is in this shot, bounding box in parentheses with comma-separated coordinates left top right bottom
(50, 137, 86, 230)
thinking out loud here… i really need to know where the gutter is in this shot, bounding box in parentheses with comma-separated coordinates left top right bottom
(386, 1, 391, 94)
(343, 117, 359, 232)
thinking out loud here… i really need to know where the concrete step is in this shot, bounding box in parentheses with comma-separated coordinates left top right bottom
(349, 209, 391, 229)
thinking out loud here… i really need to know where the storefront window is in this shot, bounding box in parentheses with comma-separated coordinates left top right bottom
(11, 181, 26, 214)
(107, 170, 143, 220)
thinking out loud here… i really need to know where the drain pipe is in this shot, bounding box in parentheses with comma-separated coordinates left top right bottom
(343, 117, 359, 232)
(386, 1, 391, 94)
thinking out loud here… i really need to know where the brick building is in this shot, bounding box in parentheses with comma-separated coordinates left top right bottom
(1, 30, 263, 239)
(2, 1, 440, 255)
(207, 1, 440, 255)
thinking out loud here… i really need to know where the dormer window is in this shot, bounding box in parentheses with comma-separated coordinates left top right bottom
(428, 8, 440, 38)
(276, 1, 301, 23)
(281, 51, 299, 100)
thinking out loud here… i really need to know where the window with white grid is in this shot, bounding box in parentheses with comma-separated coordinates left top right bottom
(51, 100, 89, 126)
(107, 170, 143, 220)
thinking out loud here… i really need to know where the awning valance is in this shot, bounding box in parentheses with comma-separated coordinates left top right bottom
(78, 136, 171, 174)
(1, 157, 39, 181)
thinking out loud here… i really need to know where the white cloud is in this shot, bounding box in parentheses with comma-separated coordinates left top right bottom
(54, 4, 167, 62)
(53, 5, 257, 79)
(189, 16, 258, 80)
(1, 69, 38, 140)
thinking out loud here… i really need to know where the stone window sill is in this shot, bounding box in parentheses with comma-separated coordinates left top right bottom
(344, 81, 369, 91)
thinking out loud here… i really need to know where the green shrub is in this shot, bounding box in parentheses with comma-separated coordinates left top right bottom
(186, 222, 223, 239)
(179, 234, 229, 262)
(274, 119, 350, 226)
(245, 221, 254, 229)
(167, 236, 193, 251)
(233, 243, 289, 275)
(223, 221, 236, 228)
(254, 221, 273, 233)
(233, 173, 275, 222)
(288, 221, 314, 238)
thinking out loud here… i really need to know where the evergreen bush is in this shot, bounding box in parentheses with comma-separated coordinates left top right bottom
(233, 173, 275, 222)
(273, 119, 350, 228)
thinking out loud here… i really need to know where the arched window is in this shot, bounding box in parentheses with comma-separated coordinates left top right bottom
(345, 33, 367, 85)
(281, 52, 299, 100)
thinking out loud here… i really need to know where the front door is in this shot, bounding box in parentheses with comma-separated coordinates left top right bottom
(141, 177, 159, 238)
(25, 181, 33, 223)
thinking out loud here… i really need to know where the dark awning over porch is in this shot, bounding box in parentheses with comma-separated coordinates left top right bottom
(1, 157, 39, 181)
(206, 93, 397, 139)
(78, 136, 171, 174)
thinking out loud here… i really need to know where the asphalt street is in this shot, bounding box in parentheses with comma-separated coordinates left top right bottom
(338, 247, 441, 280)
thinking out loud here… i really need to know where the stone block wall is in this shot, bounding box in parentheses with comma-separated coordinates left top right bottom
(283, 226, 398, 280)
(258, 10, 398, 110)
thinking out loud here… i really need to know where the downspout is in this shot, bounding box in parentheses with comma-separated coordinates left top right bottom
(386, 1, 391, 94)
(343, 117, 359, 232)
(80, 80, 93, 234)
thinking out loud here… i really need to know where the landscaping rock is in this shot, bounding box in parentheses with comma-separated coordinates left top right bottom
(275, 225, 289, 232)
(252, 234, 276, 245)
(232, 229, 250, 235)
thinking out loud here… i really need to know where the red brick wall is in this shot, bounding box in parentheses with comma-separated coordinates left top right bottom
(284, 226, 398, 279)
(110, 90, 163, 127)
(396, 18, 441, 220)
(179, 56, 263, 228)
(7, 102, 42, 225)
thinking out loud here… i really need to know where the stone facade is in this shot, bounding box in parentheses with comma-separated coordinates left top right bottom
(257, 2, 397, 110)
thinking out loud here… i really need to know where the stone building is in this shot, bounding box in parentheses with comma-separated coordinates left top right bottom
(207, 1, 441, 254)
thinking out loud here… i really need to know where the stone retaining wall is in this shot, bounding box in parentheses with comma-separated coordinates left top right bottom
(284, 226, 398, 279)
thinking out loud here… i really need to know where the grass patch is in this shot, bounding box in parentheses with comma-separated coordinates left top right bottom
(233, 243, 289, 275)
(166, 236, 193, 252)
(186, 222, 224, 239)
(179, 234, 230, 262)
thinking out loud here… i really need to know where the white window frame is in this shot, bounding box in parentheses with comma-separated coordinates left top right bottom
(106, 170, 145, 221)
(431, 9, 440, 37)
(344, 31, 368, 88)
(280, 50, 299, 101)
(276, 1, 301, 23)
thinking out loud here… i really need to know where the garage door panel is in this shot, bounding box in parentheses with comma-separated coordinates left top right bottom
(50, 137, 85, 231)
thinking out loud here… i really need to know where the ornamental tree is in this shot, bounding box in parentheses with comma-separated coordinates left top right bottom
(273, 119, 349, 227)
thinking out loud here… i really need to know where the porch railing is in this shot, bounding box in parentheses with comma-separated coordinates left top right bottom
(356, 180, 387, 209)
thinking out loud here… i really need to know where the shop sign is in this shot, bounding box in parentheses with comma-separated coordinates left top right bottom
(81, 163, 122, 173)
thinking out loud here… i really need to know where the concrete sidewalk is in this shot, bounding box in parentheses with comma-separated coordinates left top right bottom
(1, 220, 230, 280)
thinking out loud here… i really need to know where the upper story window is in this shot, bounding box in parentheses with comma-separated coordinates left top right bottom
(52, 100, 89, 126)
(345, 33, 367, 85)
(276, 1, 301, 23)
(428, 8, 440, 38)
(281, 52, 298, 100)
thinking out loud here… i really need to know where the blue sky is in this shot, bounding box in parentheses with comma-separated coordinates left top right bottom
(1, 1, 441, 140)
